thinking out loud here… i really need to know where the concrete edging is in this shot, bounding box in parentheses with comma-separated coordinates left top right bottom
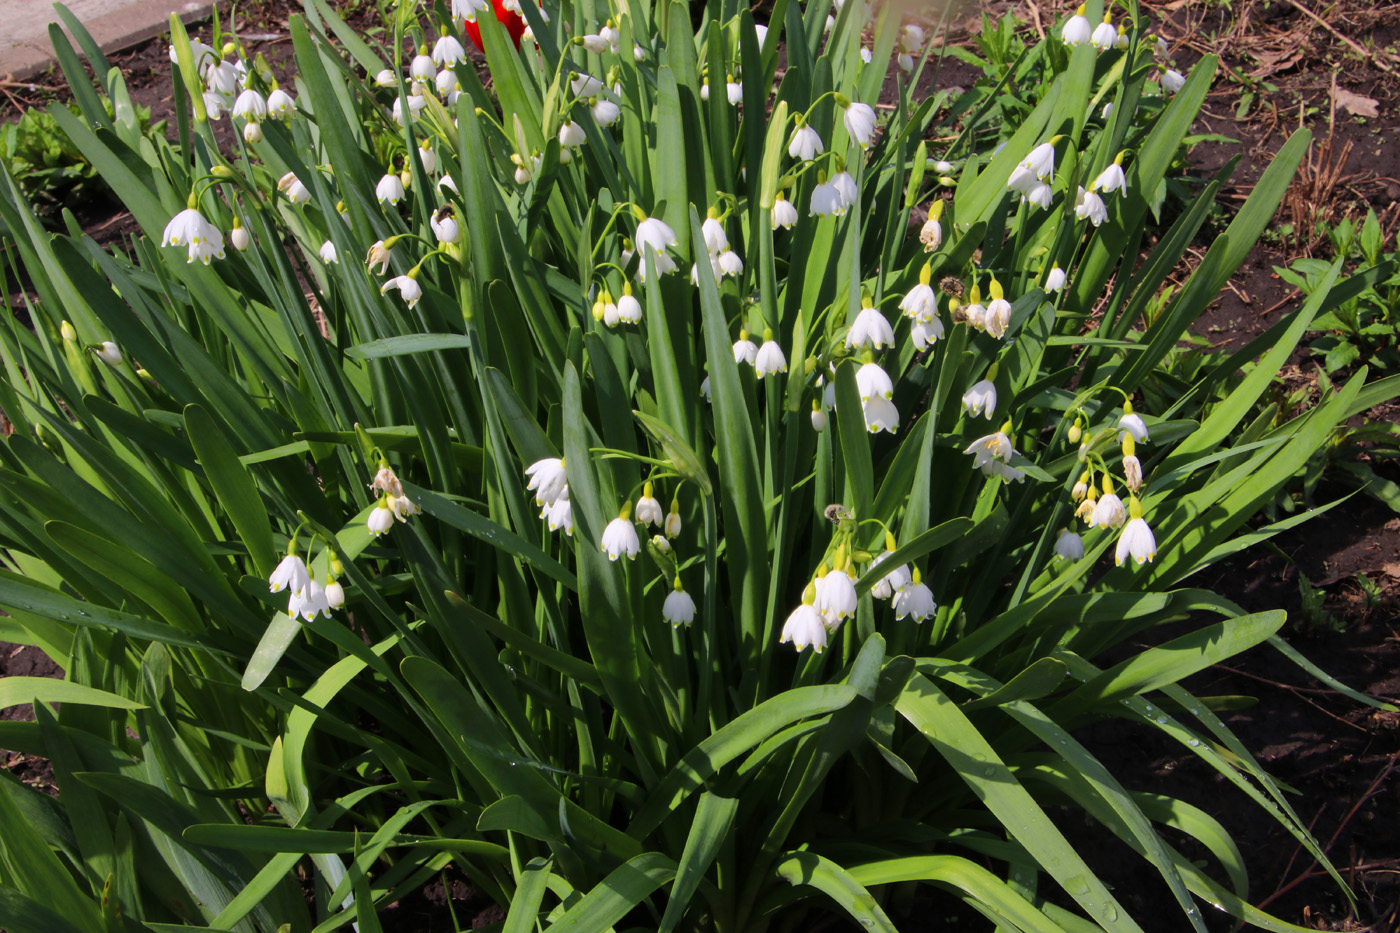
(3, 0, 212, 84)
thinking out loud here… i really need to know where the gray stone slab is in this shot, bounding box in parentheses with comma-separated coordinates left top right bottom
(2, 0, 212, 82)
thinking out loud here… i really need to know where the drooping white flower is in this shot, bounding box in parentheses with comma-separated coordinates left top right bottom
(755, 332, 787, 377)
(410, 49, 436, 81)
(269, 553, 311, 595)
(171, 38, 217, 71)
(1116, 510, 1157, 565)
(325, 580, 345, 610)
(855, 361, 893, 401)
(899, 23, 925, 53)
(788, 123, 824, 161)
(452, 0, 490, 21)
(431, 207, 461, 245)
(375, 69, 397, 87)
(962, 379, 997, 419)
(1007, 163, 1039, 194)
(842, 99, 877, 149)
(726, 78, 743, 105)
(965, 430, 1013, 469)
(1026, 182, 1054, 210)
(860, 46, 873, 64)
(869, 548, 911, 600)
(559, 120, 587, 148)
(368, 501, 396, 535)
(810, 177, 845, 217)
(733, 332, 757, 365)
(543, 494, 574, 535)
(230, 223, 251, 251)
(1055, 529, 1085, 561)
(1092, 161, 1127, 194)
(572, 73, 604, 97)
(781, 601, 828, 652)
(847, 305, 896, 350)
(376, 172, 406, 205)
(163, 207, 226, 264)
(392, 94, 426, 125)
(418, 141, 438, 174)
(1074, 187, 1108, 226)
(433, 34, 467, 67)
(1019, 141, 1056, 182)
(772, 194, 799, 229)
(266, 88, 295, 119)
(863, 396, 899, 433)
(381, 275, 423, 307)
(1091, 491, 1127, 529)
(601, 511, 641, 561)
(830, 171, 858, 209)
(1091, 16, 1118, 51)
(892, 569, 936, 621)
(203, 89, 232, 120)
(295, 579, 334, 622)
(701, 213, 729, 254)
(366, 239, 393, 274)
(635, 215, 678, 258)
(1044, 265, 1066, 292)
(717, 250, 744, 278)
(815, 567, 858, 627)
(811, 405, 828, 431)
(1118, 410, 1149, 443)
(984, 283, 1012, 338)
(1062, 5, 1093, 46)
(1161, 68, 1187, 94)
(616, 288, 643, 324)
(591, 97, 621, 126)
(437, 67, 460, 100)
(599, 20, 622, 52)
(205, 60, 239, 97)
(900, 265, 938, 323)
(664, 504, 681, 538)
(635, 483, 663, 526)
(911, 317, 943, 350)
(663, 583, 697, 626)
(96, 341, 122, 366)
(525, 457, 568, 505)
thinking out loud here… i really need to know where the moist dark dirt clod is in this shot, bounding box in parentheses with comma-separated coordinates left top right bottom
(5, 0, 1400, 928)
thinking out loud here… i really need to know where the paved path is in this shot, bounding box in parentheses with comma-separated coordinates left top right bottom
(3, 0, 211, 82)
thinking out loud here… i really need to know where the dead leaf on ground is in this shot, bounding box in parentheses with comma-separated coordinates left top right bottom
(1334, 87, 1380, 118)
(1382, 561, 1400, 578)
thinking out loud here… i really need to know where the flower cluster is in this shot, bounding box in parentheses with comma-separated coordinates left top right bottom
(366, 463, 423, 536)
(267, 546, 344, 623)
(1062, 400, 1157, 567)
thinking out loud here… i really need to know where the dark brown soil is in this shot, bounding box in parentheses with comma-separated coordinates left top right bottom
(6, 0, 1400, 930)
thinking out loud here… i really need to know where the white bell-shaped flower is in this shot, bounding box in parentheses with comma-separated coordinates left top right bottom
(162, 206, 226, 264)
(772, 194, 799, 229)
(266, 88, 295, 119)
(376, 172, 406, 204)
(601, 509, 641, 561)
(1062, 6, 1092, 46)
(381, 274, 423, 307)
(754, 331, 787, 377)
(841, 98, 877, 149)
(788, 123, 824, 161)
(525, 457, 568, 505)
(962, 379, 997, 419)
(847, 305, 895, 350)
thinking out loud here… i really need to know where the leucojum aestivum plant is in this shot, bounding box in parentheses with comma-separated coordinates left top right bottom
(0, 0, 1396, 928)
